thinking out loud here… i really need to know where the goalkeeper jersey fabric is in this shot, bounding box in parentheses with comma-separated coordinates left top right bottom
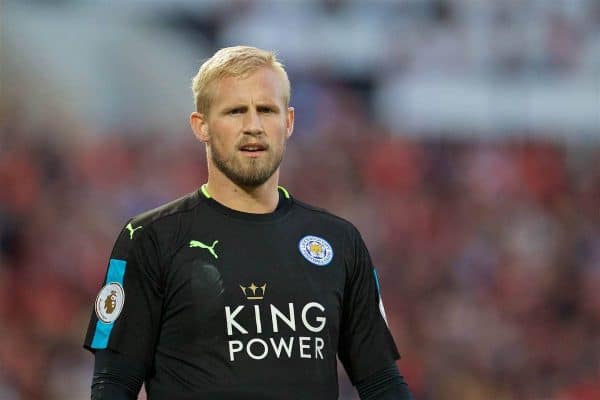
(83, 187, 399, 399)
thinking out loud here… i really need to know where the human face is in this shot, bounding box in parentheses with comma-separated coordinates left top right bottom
(192, 67, 294, 187)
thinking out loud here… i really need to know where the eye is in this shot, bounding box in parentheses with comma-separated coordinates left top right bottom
(228, 107, 245, 115)
(258, 106, 275, 114)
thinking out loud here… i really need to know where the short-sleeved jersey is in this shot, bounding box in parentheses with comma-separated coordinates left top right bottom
(84, 187, 399, 399)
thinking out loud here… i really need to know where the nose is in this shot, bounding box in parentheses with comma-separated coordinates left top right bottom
(242, 108, 264, 136)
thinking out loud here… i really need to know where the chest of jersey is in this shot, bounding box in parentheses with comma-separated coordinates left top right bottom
(158, 217, 348, 370)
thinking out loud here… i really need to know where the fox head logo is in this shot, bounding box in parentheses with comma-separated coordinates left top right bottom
(309, 242, 324, 257)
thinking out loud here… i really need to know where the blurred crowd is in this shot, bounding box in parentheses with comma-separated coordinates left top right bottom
(1, 88, 599, 399)
(5, 0, 600, 135)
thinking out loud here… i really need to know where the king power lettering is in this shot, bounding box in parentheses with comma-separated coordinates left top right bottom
(225, 302, 327, 361)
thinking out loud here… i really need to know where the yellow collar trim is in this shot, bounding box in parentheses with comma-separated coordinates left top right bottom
(200, 184, 290, 199)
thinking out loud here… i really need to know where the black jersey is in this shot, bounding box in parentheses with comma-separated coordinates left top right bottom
(84, 186, 399, 399)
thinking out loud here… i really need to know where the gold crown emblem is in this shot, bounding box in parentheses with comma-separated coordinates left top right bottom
(240, 283, 267, 300)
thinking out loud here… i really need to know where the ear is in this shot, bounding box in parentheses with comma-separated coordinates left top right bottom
(285, 107, 295, 139)
(190, 111, 209, 143)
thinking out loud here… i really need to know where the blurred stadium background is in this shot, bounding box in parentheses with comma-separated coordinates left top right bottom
(1, 0, 599, 399)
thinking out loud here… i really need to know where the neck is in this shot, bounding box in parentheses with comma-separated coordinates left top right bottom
(205, 167, 280, 214)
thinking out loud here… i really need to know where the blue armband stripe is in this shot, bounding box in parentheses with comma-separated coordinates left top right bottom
(373, 268, 381, 297)
(91, 259, 127, 349)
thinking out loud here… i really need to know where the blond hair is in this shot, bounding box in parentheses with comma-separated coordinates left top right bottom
(192, 46, 290, 114)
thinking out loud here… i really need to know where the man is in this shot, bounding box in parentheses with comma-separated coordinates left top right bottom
(84, 46, 412, 399)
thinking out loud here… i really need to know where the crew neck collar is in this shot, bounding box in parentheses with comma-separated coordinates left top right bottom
(197, 184, 293, 222)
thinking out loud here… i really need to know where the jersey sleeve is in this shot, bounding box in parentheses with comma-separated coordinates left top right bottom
(338, 226, 400, 384)
(83, 220, 163, 368)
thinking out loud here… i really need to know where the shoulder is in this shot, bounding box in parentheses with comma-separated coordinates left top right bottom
(292, 198, 361, 238)
(291, 198, 370, 274)
(108, 190, 204, 262)
(115, 190, 204, 252)
(127, 190, 203, 229)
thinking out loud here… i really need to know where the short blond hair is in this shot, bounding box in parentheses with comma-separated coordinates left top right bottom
(192, 46, 290, 114)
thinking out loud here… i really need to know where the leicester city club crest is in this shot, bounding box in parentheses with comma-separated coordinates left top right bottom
(299, 235, 334, 266)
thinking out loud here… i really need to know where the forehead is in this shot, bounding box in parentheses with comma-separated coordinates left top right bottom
(211, 67, 287, 107)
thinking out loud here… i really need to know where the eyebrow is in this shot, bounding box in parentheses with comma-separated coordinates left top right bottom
(221, 103, 281, 113)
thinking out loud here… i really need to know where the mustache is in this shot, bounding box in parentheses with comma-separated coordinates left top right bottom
(236, 139, 269, 150)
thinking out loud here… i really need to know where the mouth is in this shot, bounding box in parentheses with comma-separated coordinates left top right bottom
(238, 143, 268, 157)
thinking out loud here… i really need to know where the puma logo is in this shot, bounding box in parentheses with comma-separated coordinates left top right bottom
(189, 240, 219, 259)
(126, 223, 143, 240)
